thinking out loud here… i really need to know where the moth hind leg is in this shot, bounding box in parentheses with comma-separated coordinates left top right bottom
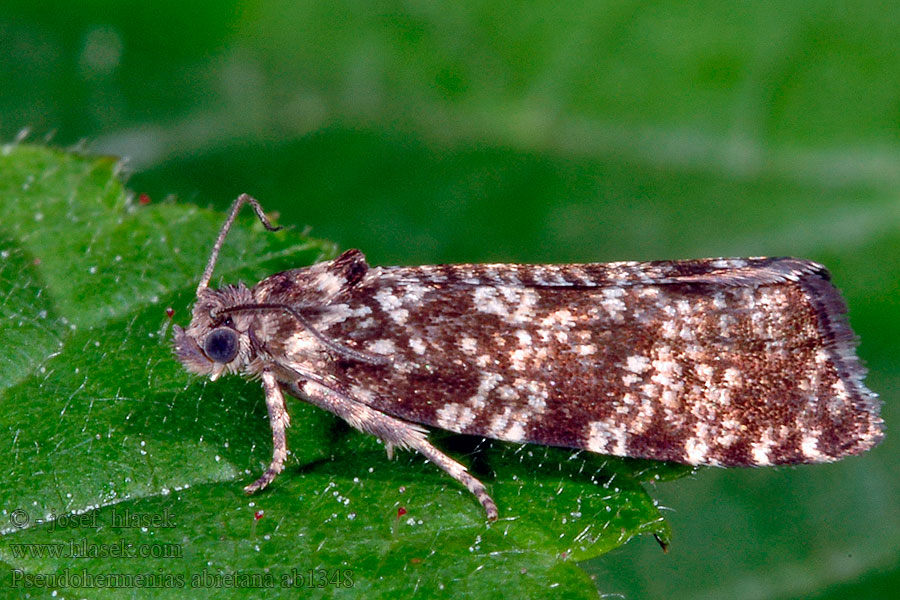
(409, 432, 499, 520)
(291, 379, 499, 520)
(244, 369, 291, 495)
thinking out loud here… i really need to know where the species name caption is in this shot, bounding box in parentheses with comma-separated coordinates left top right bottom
(173, 194, 883, 520)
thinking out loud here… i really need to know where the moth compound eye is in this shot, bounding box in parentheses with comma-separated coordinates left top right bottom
(204, 327, 239, 363)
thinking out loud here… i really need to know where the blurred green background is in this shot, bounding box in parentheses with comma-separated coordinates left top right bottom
(2, 1, 898, 598)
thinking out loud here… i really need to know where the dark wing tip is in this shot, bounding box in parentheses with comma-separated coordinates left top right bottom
(796, 265, 883, 458)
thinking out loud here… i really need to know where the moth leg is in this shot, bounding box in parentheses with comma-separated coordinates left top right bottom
(399, 425, 499, 522)
(289, 379, 499, 520)
(244, 369, 292, 494)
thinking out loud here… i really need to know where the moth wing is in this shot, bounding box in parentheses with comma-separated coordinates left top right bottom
(288, 256, 882, 468)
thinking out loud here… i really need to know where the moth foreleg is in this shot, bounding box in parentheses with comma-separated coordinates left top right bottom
(244, 368, 291, 494)
(289, 379, 499, 520)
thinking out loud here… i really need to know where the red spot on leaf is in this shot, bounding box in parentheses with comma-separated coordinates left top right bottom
(138, 193, 151, 205)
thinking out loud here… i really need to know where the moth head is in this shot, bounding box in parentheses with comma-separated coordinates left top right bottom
(173, 284, 257, 380)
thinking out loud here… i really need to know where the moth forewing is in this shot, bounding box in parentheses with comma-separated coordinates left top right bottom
(174, 195, 883, 521)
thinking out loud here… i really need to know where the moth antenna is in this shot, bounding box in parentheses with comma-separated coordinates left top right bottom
(221, 303, 392, 366)
(197, 194, 282, 294)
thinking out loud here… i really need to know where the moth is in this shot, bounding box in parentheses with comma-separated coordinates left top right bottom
(174, 194, 882, 520)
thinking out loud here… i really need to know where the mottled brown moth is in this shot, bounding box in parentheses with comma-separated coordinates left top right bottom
(174, 194, 883, 520)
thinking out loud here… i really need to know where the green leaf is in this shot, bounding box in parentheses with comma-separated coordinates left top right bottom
(0, 145, 689, 598)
